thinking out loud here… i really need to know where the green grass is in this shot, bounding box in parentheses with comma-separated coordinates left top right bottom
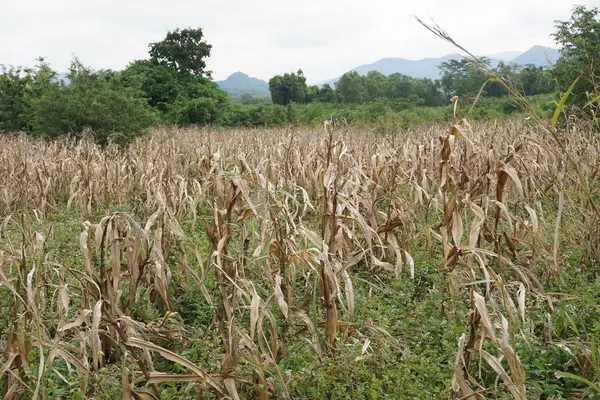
(6, 205, 595, 399)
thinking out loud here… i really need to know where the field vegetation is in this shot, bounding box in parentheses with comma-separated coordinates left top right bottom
(0, 110, 600, 399)
(0, 5, 599, 400)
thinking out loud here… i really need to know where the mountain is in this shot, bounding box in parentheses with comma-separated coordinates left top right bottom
(315, 54, 504, 86)
(350, 53, 488, 79)
(315, 45, 560, 87)
(513, 45, 560, 67)
(485, 50, 523, 61)
(217, 72, 269, 96)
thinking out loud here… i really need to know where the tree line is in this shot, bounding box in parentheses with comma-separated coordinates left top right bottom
(0, 28, 227, 144)
(0, 6, 598, 144)
(267, 6, 598, 121)
(268, 59, 554, 107)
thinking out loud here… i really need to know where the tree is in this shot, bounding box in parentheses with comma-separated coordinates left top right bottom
(0, 65, 32, 131)
(487, 62, 519, 97)
(412, 78, 445, 106)
(167, 97, 219, 125)
(122, 27, 228, 125)
(269, 70, 308, 105)
(0, 58, 62, 133)
(29, 61, 156, 145)
(517, 65, 553, 96)
(240, 93, 257, 105)
(386, 73, 418, 100)
(165, 76, 227, 125)
(314, 84, 337, 103)
(149, 28, 212, 77)
(553, 6, 600, 117)
(439, 58, 489, 97)
(336, 72, 366, 103)
(364, 71, 387, 101)
(121, 60, 182, 113)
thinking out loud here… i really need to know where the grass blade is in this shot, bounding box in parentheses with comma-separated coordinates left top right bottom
(552, 76, 580, 132)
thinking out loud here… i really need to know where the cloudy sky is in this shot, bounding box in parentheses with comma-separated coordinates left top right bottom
(0, 0, 595, 83)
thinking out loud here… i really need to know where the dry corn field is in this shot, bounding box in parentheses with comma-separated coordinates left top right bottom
(0, 119, 599, 399)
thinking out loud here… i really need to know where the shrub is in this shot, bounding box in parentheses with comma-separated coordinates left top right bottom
(28, 61, 157, 145)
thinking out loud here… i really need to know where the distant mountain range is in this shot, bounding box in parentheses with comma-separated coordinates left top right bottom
(512, 46, 560, 66)
(209, 45, 560, 96)
(314, 45, 560, 87)
(216, 72, 270, 96)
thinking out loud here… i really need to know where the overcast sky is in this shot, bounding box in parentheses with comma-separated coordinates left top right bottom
(0, 0, 595, 83)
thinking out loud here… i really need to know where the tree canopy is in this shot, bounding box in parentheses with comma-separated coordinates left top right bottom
(553, 6, 600, 118)
(269, 70, 309, 105)
(123, 28, 227, 125)
(0, 27, 225, 143)
(149, 28, 212, 78)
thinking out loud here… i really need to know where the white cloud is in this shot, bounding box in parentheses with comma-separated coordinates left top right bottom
(0, 0, 595, 83)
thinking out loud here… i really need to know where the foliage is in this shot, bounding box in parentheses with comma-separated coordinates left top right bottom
(518, 64, 554, 96)
(121, 28, 227, 125)
(2, 7, 599, 143)
(553, 5, 600, 119)
(219, 94, 553, 129)
(335, 71, 368, 103)
(312, 83, 338, 103)
(149, 27, 212, 78)
(0, 59, 156, 144)
(0, 65, 33, 131)
(166, 96, 221, 125)
(1, 117, 599, 398)
(164, 76, 228, 125)
(332, 70, 447, 106)
(439, 58, 487, 97)
(269, 69, 309, 105)
(27, 61, 156, 145)
(120, 60, 183, 113)
(239, 93, 270, 105)
(439, 58, 554, 99)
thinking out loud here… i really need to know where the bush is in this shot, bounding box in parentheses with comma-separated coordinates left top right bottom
(167, 97, 220, 125)
(28, 62, 157, 145)
(501, 98, 523, 114)
(0, 65, 32, 131)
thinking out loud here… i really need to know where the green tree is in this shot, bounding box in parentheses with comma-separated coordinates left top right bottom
(386, 73, 413, 99)
(439, 58, 489, 97)
(166, 76, 227, 125)
(336, 72, 367, 103)
(553, 6, 600, 117)
(240, 93, 257, 105)
(0, 65, 32, 131)
(286, 102, 297, 123)
(517, 65, 553, 96)
(487, 61, 519, 97)
(0, 58, 61, 133)
(412, 78, 445, 106)
(364, 71, 387, 101)
(269, 70, 308, 105)
(122, 27, 228, 125)
(22, 59, 61, 129)
(167, 97, 219, 125)
(121, 60, 182, 113)
(29, 61, 156, 145)
(314, 84, 337, 103)
(149, 28, 212, 77)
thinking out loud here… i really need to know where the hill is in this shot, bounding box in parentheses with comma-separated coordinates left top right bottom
(484, 50, 523, 60)
(217, 72, 269, 96)
(315, 45, 559, 87)
(512, 45, 560, 67)
(350, 54, 503, 80)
